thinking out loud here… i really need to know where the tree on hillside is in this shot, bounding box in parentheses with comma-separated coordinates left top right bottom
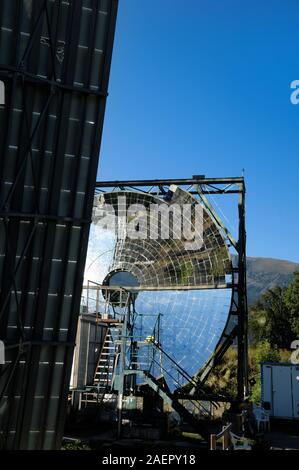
(249, 285, 293, 348)
(285, 272, 299, 337)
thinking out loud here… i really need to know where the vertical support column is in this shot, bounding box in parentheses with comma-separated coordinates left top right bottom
(84, 322, 91, 387)
(117, 308, 127, 438)
(237, 181, 248, 401)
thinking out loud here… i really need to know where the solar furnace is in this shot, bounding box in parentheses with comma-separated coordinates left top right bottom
(84, 186, 233, 389)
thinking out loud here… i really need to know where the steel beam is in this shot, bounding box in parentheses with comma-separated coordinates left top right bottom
(95, 177, 244, 188)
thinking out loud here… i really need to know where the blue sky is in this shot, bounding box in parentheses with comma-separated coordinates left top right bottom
(98, 0, 299, 263)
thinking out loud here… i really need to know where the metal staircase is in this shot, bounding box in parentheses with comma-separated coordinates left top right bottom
(93, 321, 123, 394)
(78, 286, 218, 441)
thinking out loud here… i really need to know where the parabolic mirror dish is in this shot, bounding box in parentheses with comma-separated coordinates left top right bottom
(84, 186, 233, 389)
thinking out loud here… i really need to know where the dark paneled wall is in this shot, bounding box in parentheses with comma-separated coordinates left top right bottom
(0, 0, 118, 449)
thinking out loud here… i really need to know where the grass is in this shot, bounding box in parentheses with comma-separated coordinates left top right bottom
(181, 431, 204, 442)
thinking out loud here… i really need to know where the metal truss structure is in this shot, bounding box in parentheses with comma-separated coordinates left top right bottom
(95, 176, 249, 403)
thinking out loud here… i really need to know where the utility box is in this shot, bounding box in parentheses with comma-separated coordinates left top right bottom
(261, 362, 299, 419)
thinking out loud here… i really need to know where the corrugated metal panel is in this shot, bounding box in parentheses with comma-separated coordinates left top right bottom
(0, 0, 118, 449)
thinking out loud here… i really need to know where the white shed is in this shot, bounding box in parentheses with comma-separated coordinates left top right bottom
(261, 362, 299, 419)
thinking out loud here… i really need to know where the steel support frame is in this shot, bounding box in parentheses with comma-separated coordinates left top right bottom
(95, 177, 249, 403)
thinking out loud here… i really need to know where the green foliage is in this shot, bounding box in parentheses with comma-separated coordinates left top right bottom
(249, 285, 294, 348)
(203, 343, 282, 402)
(251, 380, 261, 404)
(203, 273, 299, 400)
(255, 340, 280, 364)
(247, 342, 280, 404)
(249, 272, 299, 348)
(285, 272, 299, 337)
(61, 440, 90, 450)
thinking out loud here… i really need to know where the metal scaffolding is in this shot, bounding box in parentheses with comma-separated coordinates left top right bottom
(94, 176, 249, 403)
